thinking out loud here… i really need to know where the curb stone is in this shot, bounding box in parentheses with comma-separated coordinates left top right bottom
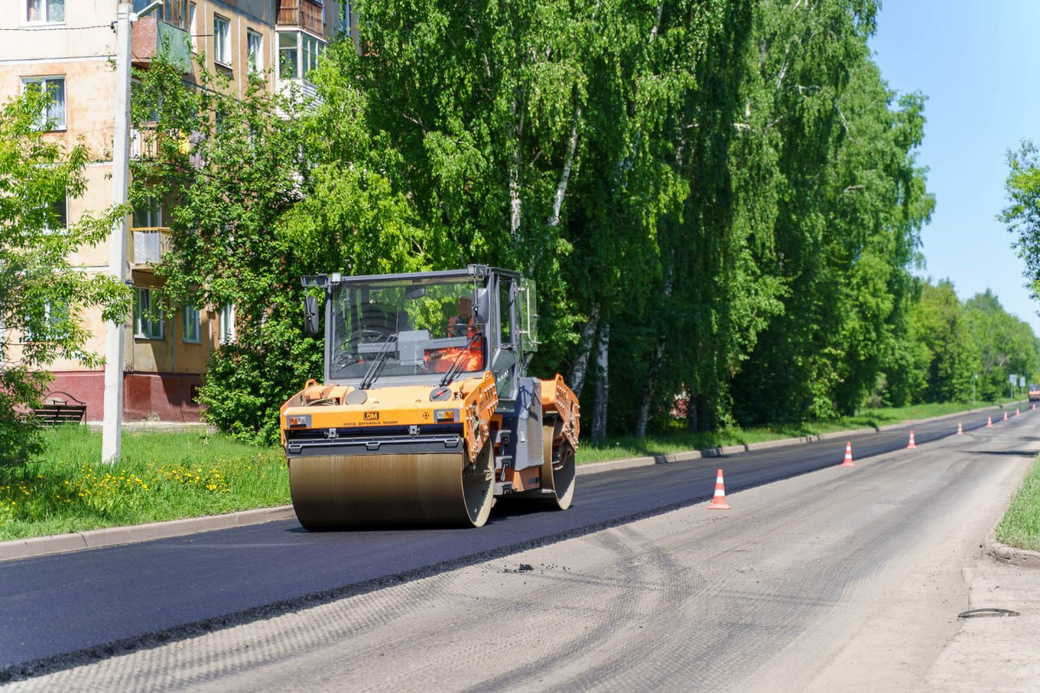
(0, 401, 1028, 563)
(987, 539, 1040, 568)
(577, 400, 1027, 474)
(0, 505, 294, 563)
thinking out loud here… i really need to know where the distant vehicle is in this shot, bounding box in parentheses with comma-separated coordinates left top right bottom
(1029, 385, 1040, 402)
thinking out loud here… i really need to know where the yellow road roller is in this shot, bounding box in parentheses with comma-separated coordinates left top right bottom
(279, 265, 579, 529)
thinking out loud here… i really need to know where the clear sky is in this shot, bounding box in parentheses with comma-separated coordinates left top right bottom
(869, 0, 1040, 335)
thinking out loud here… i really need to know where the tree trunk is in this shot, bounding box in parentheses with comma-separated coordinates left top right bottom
(686, 393, 713, 433)
(635, 339, 665, 438)
(548, 106, 581, 228)
(591, 323, 610, 443)
(568, 304, 599, 395)
(509, 153, 521, 238)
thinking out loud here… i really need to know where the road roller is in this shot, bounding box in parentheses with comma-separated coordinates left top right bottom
(279, 265, 580, 529)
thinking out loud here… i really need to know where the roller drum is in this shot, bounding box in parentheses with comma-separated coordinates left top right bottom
(288, 443, 494, 529)
(541, 423, 576, 510)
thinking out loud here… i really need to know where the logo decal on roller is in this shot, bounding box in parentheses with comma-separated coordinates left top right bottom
(364, 411, 380, 421)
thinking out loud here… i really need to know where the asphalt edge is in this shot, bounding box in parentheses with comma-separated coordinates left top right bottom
(0, 400, 1028, 563)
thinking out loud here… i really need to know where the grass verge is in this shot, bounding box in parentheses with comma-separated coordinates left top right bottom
(0, 426, 288, 542)
(576, 398, 1023, 464)
(996, 455, 1040, 551)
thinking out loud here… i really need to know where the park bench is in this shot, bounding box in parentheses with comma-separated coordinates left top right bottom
(33, 391, 87, 425)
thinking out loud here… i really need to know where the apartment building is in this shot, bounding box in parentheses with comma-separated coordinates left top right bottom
(2, 0, 346, 422)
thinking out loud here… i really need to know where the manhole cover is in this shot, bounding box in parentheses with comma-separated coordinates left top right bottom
(957, 608, 1020, 619)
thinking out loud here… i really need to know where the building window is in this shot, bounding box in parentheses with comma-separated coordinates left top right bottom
(214, 15, 231, 66)
(133, 201, 163, 228)
(302, 33, 324, 77)
(182, 306, 201, 343)
(188, 2, 197, 49)
(45, 195, 67, 233)
(337, 1, 350, 37)
(247, 30, 263, 74)
(26, 0, 64, 23)
(278, 32, 298, 80)
(21, 76, 65, 131)
(135, 288, 165, 340)
(25, 300, 68, 342)
(219, 305, 235, 343)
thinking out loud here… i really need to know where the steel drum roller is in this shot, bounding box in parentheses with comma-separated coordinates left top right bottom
(289, 444, 494, 529)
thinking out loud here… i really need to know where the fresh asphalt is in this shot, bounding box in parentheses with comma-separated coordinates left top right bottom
(0, 403, 1029, 678)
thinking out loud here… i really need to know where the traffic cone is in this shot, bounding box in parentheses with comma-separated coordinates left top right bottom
(840, 441, 855, 467)
(707, 468, 730, 510)
(907, 430, 916, 449)
(1016, 408, 1021, 416)
(987, 416, 993, 428)
(957, 422, 963, 435)
(1003, 411, 1008, 422)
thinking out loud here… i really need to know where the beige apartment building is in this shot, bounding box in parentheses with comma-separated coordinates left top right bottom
(2, 0, 346, 421)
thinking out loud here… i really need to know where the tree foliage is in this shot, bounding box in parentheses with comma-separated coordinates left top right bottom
(0, 91, 129, 464)
(133, 1, 1040, 444)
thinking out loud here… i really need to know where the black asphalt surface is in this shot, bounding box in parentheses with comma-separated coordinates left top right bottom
(0, 403, 1031, 676)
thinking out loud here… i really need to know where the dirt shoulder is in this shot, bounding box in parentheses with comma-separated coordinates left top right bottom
(925, 551, 1040, 690)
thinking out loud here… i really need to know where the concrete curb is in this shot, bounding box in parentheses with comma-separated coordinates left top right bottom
(576, 400, 1028, 476)
(1, 400, 1028, 563)
(987, 538, 1040, 568)
(0, 505, 294, 563)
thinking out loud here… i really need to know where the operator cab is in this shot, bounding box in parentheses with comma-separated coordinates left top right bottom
(302, 265, 538, 401)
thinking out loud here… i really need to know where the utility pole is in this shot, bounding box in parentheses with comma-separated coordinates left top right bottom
(102, 2, 133, 464)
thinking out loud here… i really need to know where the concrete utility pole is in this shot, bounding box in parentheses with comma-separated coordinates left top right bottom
(103, 1, 162, 463)
(102, 2, 133, 464)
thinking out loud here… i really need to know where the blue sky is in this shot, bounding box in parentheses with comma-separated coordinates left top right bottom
(869, 0, 1040, 334)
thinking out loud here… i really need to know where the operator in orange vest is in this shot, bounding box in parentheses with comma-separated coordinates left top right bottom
(447, 296, 475, 337)
(433, 296, 484, 372)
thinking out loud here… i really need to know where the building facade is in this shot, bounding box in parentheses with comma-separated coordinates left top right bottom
(2, 0, 346, 422)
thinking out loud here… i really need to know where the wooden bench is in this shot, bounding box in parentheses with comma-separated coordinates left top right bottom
(33, 391, 87, 425)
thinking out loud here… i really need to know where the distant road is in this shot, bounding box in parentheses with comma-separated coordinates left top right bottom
(0, 403, 1032, 685)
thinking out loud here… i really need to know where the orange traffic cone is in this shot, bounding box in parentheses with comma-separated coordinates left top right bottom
(907, 430, 916, 449)
(1003, 411, 1009, 422)
(957, 422, 963, 435)
(1016, 408, 1021, 416)
(707, 468, 730, 510)
(840, 441, 855, 467)
(987, 416, 993, 428)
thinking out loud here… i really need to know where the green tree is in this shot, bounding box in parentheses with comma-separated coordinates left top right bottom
(0, 90, 129, 464)
(131, 59, 426, 443)
(1003, 140, 1040, 299)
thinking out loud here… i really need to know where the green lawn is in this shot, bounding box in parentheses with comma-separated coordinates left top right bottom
(0, 426, 288, 541)
(0, 397, 1024, 542)
(996, 455, 1040, 551)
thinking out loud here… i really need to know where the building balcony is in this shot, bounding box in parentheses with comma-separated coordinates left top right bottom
(131, 227, 172, 269)
(277, 78, 320, 103)
(130, 126, 159, 159)
(276, 0, 326, 36)
(131, 15, 192, 73)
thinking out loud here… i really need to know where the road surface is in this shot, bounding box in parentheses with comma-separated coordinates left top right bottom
(0, 404, 1033, 689)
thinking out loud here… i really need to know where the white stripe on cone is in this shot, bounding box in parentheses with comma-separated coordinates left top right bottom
(707, 468, 730, 510)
